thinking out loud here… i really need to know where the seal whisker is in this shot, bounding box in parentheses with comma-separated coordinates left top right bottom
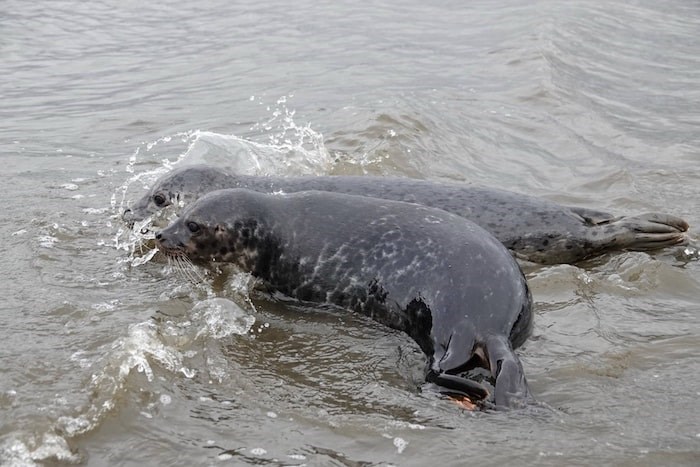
(173, 254, 205, 285)
(161, 249, 205, 285)
(175, 257, 202, 284)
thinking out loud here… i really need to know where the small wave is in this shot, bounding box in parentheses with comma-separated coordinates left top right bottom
(56, 320, 193, 438)
(54, 297, 255, 441)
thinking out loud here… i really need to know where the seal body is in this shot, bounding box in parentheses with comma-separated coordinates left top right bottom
(156, 189, 534, 408)
(127, 164, 690, 264)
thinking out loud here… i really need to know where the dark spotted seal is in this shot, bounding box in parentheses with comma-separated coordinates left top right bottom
(155, 189, 534, 408)
(126, 164, 689, 264)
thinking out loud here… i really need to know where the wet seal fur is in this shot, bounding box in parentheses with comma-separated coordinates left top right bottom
(156, 189, 534, 408)
(125, 165, 689, 265)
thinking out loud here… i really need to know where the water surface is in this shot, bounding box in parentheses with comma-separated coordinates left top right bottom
(1, 0, 699, 465)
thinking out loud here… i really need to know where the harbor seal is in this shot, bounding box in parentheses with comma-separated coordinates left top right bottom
(125, 164, 689, 264)
(155, 189, 534, 408)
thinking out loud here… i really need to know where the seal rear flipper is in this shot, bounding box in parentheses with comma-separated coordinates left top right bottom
(605, 213, 689, 251)
(485, 334, 532, 409)
(425, 325, 490, 403)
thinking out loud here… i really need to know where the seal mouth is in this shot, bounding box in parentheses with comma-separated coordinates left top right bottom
(156, 243, 186, 257)
(156, 243, 192, 262)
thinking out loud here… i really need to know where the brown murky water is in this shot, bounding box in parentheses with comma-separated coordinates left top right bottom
(1, 0, 699, 465)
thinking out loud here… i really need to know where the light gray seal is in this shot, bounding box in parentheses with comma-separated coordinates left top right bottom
(155, 188, 534, 409)
(125, 164, 689, 264)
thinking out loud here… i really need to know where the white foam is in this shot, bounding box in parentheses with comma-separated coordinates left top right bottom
(83, 207, 108, 215)
(393, 437, 408, 454)
(0, 432, 80, 466)
(38, 236, 58, 248)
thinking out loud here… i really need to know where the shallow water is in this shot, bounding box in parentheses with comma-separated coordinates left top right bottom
(2, 0, 699, 465)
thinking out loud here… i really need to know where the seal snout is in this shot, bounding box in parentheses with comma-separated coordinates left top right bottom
(155, 230, 186, 256)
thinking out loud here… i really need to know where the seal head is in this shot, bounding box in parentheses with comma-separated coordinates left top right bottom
(123, 165, 239, 227)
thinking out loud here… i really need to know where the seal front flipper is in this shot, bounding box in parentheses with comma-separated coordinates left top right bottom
(484, 334, 532, 409)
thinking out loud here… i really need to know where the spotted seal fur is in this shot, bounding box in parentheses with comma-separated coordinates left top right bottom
(125, 164, 689, 264)
(155, 188, 534, 408)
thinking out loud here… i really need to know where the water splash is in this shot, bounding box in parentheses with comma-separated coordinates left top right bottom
(57, 101, 312, 450)
(54, 296, 255, 440)
(111, 96, 332, 269)
(180, 128, 331, 176)
(55, 320, 193, 438)
(182, 96, 331, 176)
(0, 316, 215, 464)
(191, 298, 256, 340)
(112, 131, 196, 218)
(0, 433, 80, 466)
(681, 246, 699, 261)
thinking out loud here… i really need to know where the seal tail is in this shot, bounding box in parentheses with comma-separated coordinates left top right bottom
(603, 213, 689, 252)
(484, 334, 533, 409)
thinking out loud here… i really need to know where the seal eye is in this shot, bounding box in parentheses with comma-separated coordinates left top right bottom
(153, 193, 167, 207)
(187, 221, 201, 234)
